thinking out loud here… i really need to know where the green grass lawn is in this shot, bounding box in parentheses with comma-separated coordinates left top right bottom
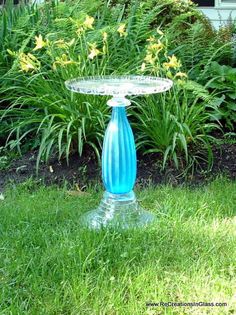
(0, 178, 235, 315)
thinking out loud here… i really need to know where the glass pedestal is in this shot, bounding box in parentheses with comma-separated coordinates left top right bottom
(80, 191, 155, 229)
(65, 76, 172, 230)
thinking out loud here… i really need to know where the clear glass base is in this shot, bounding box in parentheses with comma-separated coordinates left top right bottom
(80, 191, 155, 230)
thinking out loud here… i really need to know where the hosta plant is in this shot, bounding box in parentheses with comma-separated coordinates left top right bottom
(201, 61, 236, 130)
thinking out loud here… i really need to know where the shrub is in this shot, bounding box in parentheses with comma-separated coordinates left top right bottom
(199, 61, 236, 130)
(0, 0, 154, 167)
(109, 0, 200, 25)
(132, 80, 222, 170)
(0, 0, 233, 171)
(0, 0, 183, 168)
(166, 20, 235, 78)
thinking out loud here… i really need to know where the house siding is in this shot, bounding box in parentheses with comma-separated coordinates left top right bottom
(199, 7, 236, 28)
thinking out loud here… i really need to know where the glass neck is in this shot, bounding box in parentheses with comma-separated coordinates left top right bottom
(107, 96, 131, 107)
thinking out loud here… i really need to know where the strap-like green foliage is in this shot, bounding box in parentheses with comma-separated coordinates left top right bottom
(0, 0, 234, 172)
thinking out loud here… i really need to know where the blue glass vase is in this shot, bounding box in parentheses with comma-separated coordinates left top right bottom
(102, 106, 136, 194)
(80, 97, 155, 229)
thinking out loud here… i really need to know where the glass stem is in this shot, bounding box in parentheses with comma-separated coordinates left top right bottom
(102, 100, 136, 194)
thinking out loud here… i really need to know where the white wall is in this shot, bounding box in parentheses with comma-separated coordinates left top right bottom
(199, 7, 236, 29)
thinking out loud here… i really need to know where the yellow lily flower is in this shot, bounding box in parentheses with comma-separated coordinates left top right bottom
(52, 54, 77, 70)
(175, 72, 188, 78)
(54, 39, 67, 48)
(147, 36, 155, 42)
(83, 15, 94, 29)
(88, 48, 100, 59)
(68, 38, 76, 46)
(76, 27, 85, 36)
(147, 40, 164, 54)
(117, 23, 127, 37)
(144, 53, 155, 65)
(20, 63, 35, 72)
(163, 55, 181, 70)
(19, 53, 40, 72)
(54, 38, 75, 48)
(27, 53, 37, 60)
(141, 62, 146, 72)
(102, 32, 108, 41)
(88, 43, 101, 59)
(33, 34, 47, 51)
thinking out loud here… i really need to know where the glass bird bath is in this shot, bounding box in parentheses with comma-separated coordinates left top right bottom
(65, 76, 173, 230)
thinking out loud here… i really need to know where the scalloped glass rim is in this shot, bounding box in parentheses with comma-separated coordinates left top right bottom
(65, 75, 173, 96)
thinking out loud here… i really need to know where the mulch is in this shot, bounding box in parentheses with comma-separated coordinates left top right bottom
(0, 142, 235, 191)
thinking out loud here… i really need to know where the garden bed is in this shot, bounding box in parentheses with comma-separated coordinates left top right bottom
(0, 141, 235, 191)
(0, 0, 235, 192)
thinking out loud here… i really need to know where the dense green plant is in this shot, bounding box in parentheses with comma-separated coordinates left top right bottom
(132, 80, 222, 170)
(0, 0, 187, 169)
(200, 61, 236, 130)
(0, 0, 233, 172)
(0, 146, 16, 170)
(109, 0, 200, 25)
(167, 21, 235, 78)
(0, 1, 111, 166)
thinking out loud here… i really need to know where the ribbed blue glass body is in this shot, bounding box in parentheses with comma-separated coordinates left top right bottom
(102, 106, 137, 194)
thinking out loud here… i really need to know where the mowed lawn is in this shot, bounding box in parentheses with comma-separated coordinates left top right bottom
(0, 178, 235, 315)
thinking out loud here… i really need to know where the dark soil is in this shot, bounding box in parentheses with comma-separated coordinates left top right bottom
(0, 142, 235, 192)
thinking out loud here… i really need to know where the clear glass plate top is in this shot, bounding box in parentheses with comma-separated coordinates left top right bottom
(65, 75, 173, 96)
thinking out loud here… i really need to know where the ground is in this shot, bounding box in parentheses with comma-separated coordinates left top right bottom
(0, 178, 235, 314)
(0, 141, 235, 191)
